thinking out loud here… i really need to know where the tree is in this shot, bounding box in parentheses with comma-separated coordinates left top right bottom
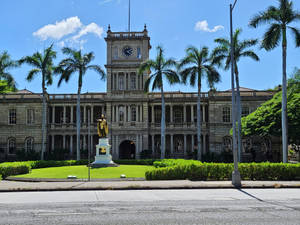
(56, 47, 105, 160)
(0, 51, 18, 91)
(249, 0, 300, 163)
(241, 73, 300, 160)
(139, 46, 180, 159)
(0, 80, 16, 93)
(19, 44, 56, 160)
(178, 46, 221, 161)
(211, 29, 259, 161)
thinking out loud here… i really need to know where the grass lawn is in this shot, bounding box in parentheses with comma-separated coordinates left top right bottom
(13, 165, 154, 179)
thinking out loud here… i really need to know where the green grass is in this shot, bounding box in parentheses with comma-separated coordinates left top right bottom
(13, 165, 154, 179)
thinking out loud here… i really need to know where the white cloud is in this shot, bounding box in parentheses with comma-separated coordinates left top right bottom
(72, 23, 104, 41)
(194, 20, 224, 33)
(33, 16, 82, 40)
(99, 0, 114, 5)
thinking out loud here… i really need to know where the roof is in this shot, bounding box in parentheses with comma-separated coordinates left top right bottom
(225, 87, 256, 92)
(16, 89, 34, 94)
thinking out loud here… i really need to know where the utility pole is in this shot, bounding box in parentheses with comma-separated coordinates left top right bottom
(230, 0, 241, 188)
(128, 0, 131, 32)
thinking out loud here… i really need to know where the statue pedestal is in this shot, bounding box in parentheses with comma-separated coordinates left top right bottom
(91, 138, 118, 168)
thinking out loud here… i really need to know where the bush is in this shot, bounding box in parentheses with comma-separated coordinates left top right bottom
(145, 160, 300, 181)
(0, 162, 31, 179)
(114, 159, 156, 165)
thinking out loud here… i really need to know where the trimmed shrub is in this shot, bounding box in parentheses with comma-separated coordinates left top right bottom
(114, 159, 156, 165)
(146, 160, 300, 181)
(0, 162, 31, 179)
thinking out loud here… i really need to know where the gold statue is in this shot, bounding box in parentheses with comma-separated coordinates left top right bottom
(97, 114, 108, 138)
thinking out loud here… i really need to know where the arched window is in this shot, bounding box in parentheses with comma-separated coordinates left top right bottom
(222, 136, 232, 152)
(25, 137, 34, 152)
(222, 107, 231, 122)
(7, 138, 16, 154)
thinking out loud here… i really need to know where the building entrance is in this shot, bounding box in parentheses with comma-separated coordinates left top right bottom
(119, 140, 136, 159)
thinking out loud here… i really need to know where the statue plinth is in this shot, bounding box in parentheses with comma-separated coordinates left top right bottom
(91, 138, 118, 168)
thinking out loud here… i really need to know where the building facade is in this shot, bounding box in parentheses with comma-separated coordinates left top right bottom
(0, 27, 276, 161)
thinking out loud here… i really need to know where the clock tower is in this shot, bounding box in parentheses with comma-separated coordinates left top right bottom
(105, 25, 151, 95)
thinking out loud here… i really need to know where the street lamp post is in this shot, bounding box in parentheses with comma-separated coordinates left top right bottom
(230, 0, 241, 188)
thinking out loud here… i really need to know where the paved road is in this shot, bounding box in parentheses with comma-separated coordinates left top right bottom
(0, 189, 300, 225)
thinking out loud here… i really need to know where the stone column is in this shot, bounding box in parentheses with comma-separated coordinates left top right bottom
(124, 105, 127, 122)
(112, 105, 115, 122)
(128, 106, 131, 122)
(191, 134, 194, 153)
(91, 106, 94, 124)
(116, 73, 119, 90)
(136, 134, 139, 159)
(63, 106, 66, 124)
(170, 104, 173, 123)
(116, 106, 119, 122)
(183, 105, 187, 123)
(152, 135, 155, 154)
(83, 135, 86, 150)
(170, 134, 174, 154)
(151, 105, 155, 123)
(83, 106, 86, 124)
(136, 74, 139, 90)
(191, 105, 194, 124)
(203, 133, 206, 154)
(70, 106, 74, 124)
(184, 135, 187, 157)
(52, 135, 55, 151)
(116, 135, 119, 159)
(52, 106, 55, 124)
(140, 105, 143, 122)
(70, 135, 73, 156)
(203, 105, 205, 123)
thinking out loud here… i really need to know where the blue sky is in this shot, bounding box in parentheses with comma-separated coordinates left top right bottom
(1, 0, 300, 94)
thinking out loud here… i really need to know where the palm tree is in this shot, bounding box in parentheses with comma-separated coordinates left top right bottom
(211, 29, 259, 162)
(0, 51, 18, 91)
(249, 0, 300, 163)
(19, 44, 56, 160)
(178, 46, 221, 161)
(139, 46, 180, 159)
(56, 47, 106, 160)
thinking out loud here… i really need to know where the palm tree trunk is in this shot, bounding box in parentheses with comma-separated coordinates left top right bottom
(235, 67, 242, 162)
(282, 29, 288, 163)
(76, 86, 81, 161)
(161, 86, 166, 159)
(41, 89, 47, 160)
(197, 80, 202, 161)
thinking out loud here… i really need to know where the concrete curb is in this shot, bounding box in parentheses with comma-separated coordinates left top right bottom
(0, 180, 300, 192)
(5, 177, 146, 182)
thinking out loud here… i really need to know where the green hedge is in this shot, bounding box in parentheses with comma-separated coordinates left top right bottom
(114, 159, 156, 165)
(0, 162, 31, 179)
(146, 162, 300, 181)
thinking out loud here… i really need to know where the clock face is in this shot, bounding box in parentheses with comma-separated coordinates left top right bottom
(122, 46, 133, 57)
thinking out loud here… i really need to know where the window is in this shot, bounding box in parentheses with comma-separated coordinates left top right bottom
(137, 47, 141, 59)
(25, 137, 34, 152)
(113, 47, 118, 59)
(27, 109, 35, 124)
(130, 74, 136, 90)
(174, 109, 183, 123)
(8, 138, 16, 154)
(222, 107, 230, 122)
(9, 109, 16, 125)
(222, 136, 232, 152)
(154, 108, 161, 123)
(242, 106, 250, 117)
(119, 106, 124, 122)
(131, 107, 136, 122)
(119, 75, 124, 90)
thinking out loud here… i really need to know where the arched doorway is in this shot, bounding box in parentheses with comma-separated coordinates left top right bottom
(119, 140, 136, 159)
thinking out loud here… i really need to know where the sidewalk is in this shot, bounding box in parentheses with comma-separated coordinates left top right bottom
(1, 179, 300, 192)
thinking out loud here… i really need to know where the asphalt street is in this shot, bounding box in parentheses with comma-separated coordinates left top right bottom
(0, 189, 299, 225)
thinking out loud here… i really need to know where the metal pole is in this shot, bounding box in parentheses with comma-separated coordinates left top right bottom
(230, 2, 241, 188)
(128, 0, 131, 32)
(88, 109, 91, 182)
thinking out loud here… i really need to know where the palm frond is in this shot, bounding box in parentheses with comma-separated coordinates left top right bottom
(240, 51, 260, 61)
(87, 65, 106, 80)
(26, 68, 40, 82)
(288, 26, 300, 47)
(163, 70, 180, 85)
(262, 23, 281, 50)
(249, 6, 280, 28)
